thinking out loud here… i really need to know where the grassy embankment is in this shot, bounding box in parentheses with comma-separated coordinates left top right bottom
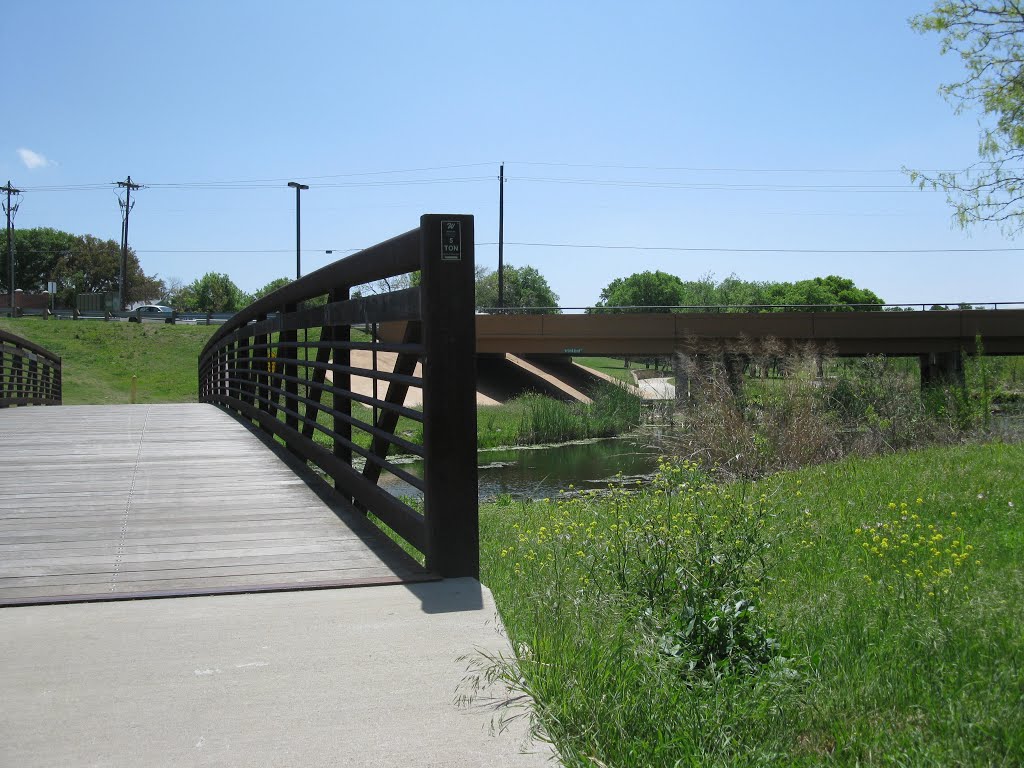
(572, 356, 636, 385)
(1, 318, 643, 449)
(479, 442, 1024, 766)
(0, 317, 216, 403)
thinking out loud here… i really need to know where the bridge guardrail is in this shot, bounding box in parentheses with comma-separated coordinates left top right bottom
(477, 301, 1024, 314)
(0, 329, 62, 407)
(199, 214, 478, 578)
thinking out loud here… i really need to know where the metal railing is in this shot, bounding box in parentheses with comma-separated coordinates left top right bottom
(477, 301, 1024, 315)
(0, 329, 62, 407)
(198, 214, 479, 578)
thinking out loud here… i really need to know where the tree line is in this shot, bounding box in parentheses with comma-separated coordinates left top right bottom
(3, 226, 886, 314)
(593, 270, 885, 312)
(1, 227, 162, 308)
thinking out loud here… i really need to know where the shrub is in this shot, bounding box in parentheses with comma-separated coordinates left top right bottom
(669, 342, 995, 479)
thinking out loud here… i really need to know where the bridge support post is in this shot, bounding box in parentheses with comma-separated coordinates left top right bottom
(919, 351, 964, 389)
(673, 352, 690, 409)
(725, 353, 746, 397)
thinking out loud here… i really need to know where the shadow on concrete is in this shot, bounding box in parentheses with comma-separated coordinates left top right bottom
(404, 577, 485, 614)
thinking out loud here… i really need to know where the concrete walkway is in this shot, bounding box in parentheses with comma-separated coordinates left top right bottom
(0, 579, 556, 767)
(636, 376, 676, 400)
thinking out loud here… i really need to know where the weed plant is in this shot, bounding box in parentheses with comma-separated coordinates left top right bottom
(479, 442, 1024, 766)
(479, 461, 794, 766)
(671, 342, 1001, 480)
(477, 382, 643, 449)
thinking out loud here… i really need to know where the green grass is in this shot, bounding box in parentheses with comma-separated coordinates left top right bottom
(479, 443, 1024, 766)
(573, 355, 636, 384)
(0, 317, 216, 404)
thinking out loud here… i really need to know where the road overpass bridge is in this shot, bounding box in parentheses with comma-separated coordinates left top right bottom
(473, 309, 1024, 358)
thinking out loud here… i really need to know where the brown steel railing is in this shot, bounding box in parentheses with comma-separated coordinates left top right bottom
(0, 329, 62, 407)
(198, 214, 479, 578)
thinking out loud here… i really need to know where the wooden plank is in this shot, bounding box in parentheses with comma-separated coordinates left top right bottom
(0, 403, 430, 606)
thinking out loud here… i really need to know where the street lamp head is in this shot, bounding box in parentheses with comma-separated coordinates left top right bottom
(287, 181, 310, 190)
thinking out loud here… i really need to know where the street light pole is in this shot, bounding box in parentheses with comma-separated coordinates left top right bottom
(287, 182, 309, 280)
(287, 182, 311, 379)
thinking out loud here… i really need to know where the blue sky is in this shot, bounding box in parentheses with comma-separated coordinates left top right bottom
(5, 1, 1022, 308)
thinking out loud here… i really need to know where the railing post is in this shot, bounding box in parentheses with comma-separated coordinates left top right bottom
(12, 350, 23, 400)
(330, 287, 352, 498)
(28, 356, 38, 401)
(255, 315, 269, 418)
(419, 214, 479, 578)
(282, 303, 299, 430)
(228, 337, 239, 402)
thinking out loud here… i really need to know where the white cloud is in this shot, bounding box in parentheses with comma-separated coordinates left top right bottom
(17, 148, 54, 170)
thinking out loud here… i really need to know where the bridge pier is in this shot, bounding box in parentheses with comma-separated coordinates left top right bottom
(672, 353, 689, 408)
(673, 351, 746, 408)
(725, 353, 747, 397)
(919, 351, 964, 389)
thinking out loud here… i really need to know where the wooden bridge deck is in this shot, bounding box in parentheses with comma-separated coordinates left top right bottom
(0, 404, 432, 606)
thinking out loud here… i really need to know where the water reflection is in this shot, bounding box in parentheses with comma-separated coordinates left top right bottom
(377, 436, 662, 501)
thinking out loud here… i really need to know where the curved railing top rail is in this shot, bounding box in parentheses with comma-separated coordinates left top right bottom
(201, 228, 420, 361)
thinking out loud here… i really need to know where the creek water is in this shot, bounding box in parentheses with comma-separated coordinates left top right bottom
(374, 410, 1023, 503)
(377, 434, 664, 502)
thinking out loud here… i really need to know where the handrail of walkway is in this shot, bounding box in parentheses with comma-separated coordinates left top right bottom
(477, 301, 1024, 314)
(198, 214, 478, 578)
(0, 328, 62, 407)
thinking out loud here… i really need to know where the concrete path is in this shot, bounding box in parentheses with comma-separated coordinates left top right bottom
(0, 579, 556, 767)
(332, 350, 502, 407)
(636, 376, 676, 400)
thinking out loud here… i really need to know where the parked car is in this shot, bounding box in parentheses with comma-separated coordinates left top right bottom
(131, 305, 176, 323)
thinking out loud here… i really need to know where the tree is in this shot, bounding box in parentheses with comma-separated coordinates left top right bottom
(595, 271, 883, 312)
(594, 270, 686, 311)
(51, 234, 163, 308)
(910, 3, 1024, 231)
(161, 276, 187, 306)
(475, 265, 560, 313)
(770, 276, 884, 310)
(250, 277, 293, 303)
(1, 227, 163, 307)
(176, 272, 249, 312)
(0, 227, 77, 295)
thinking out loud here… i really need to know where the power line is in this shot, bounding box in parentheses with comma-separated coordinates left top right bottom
(146, 162, 496, 186)
(506, 160, 1005, 174)
(476, 241, 1024, 254)
(13, 243, 1024, 256)
(511, 176, 929, 192)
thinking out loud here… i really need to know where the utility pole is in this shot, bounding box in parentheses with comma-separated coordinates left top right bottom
(498, 163, 505, 309)
(115, 176, 141, 311)
(2, 181, 21, 316)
